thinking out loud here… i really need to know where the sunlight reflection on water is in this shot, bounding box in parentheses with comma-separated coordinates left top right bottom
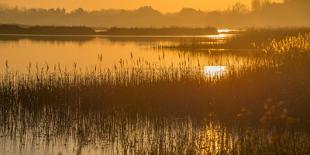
(203, 66, 227, 78)
(205, 34, 227, 39)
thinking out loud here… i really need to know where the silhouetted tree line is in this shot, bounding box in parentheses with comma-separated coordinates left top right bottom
(100, 27, 218, 35)
(0, 0, 309, 27)
(0, 25, 218, 35)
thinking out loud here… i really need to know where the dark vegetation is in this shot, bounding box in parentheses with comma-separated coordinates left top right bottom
(0, 34, 95, 42)
(0, 24, 218, 35)
(99, 27, 218, 35)
(0, 0, 309, 27)
(0, 24, 96, 35)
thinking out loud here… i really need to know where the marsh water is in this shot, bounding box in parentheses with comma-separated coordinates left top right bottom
(0, 33, 253, 75)
(1, 32, 310, 155)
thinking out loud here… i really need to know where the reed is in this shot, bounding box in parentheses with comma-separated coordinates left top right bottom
(154, 28, 310, 52)
(263, 33, 310, 54)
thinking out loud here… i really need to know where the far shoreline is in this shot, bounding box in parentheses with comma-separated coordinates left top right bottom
(0, 34, 226, 38)
(0, 25, 219, 36)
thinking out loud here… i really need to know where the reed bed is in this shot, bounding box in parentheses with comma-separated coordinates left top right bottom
(1, 54, 296, 118)
(154, 28, 310, 52)
(1, 34, 310, 154)
(263, 33, 310, 54)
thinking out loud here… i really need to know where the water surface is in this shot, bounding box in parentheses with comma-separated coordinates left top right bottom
(0, 33, 263, 79)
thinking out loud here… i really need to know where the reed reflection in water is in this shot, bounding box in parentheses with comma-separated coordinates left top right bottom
(1, 111, 309, 155)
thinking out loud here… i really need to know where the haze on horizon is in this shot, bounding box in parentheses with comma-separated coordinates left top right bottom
(0, 0, 283, 12)
(0, 0, 309, 28)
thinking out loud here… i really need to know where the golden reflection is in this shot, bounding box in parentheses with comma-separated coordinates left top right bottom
(217, 29, 231, 33)
(205, 34, 227, 39)
(197, 122, 233, 154)
(203, 66, 227, 78)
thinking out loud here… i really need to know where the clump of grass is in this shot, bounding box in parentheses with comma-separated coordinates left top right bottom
(228, 28, 310, 49)
(262, 33, 310, 54)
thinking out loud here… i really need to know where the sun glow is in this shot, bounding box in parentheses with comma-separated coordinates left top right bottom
(204, 66, 227, 78)
(217, 29, 231, 33)
(206, 34, 227, 39)
(1, 0, 259, 13)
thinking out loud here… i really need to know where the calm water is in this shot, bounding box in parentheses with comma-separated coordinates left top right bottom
(0, 33, 260, 77)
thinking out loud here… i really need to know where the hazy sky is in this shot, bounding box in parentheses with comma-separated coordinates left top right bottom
(0, 0, 283, 12)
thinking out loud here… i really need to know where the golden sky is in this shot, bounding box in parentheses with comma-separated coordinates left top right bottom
(1, 0, 283, 12)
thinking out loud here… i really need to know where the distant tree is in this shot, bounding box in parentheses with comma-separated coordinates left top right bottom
(231, 2, 249, 13)
(251, 0, 262, 11)
(72, 8, 86, 15)
(0, 3, 8, 10)
(261, 0, 272, 7)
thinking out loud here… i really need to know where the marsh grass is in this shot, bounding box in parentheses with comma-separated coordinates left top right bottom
(154, 28, 310, 52)
(262, 33, 310, 54)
